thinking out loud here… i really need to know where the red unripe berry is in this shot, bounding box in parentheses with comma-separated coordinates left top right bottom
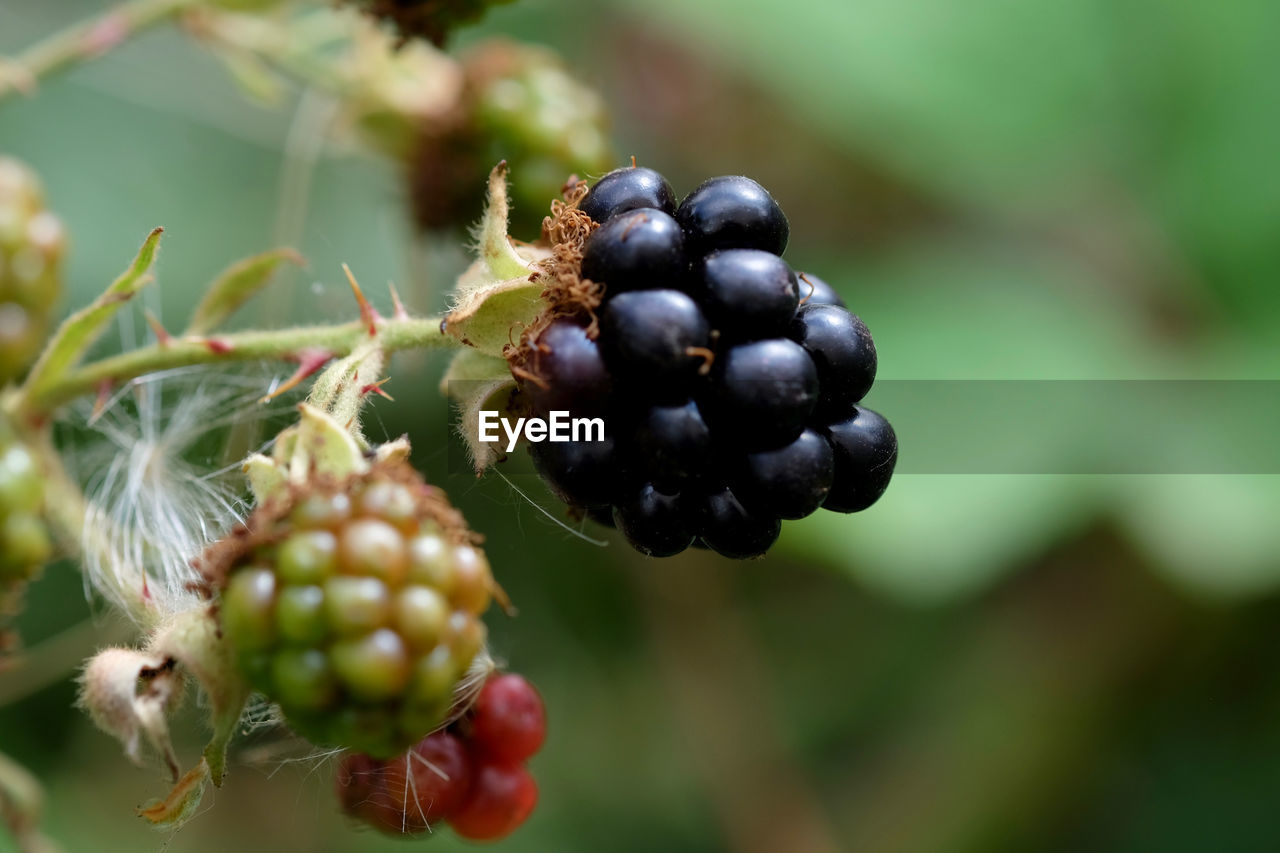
(335, 752, 387, 827)
(380, 730, 473, 832)
(468, 673, 547, 763)
(335, 731, 473, 835)
(447, 762, 539, 841)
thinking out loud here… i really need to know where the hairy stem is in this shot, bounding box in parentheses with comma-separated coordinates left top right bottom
(0, 0, 199, 103)
(14, 315, 453, 419)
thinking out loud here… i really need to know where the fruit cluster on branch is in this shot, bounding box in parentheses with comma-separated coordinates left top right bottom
(513, 165, 899, 558)
(214, 458, 493, 758)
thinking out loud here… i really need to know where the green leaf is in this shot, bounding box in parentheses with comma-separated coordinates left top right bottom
(620, 0, 1113, 209)
(1115, 476, 1280, 599)
(185, 247, 304, 335)
(775, 240, 1159, 601)
(786, 475, 1104, 603)
(22, 227, 164, 400)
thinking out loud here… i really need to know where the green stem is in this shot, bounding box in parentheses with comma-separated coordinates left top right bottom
(15, 315, 453, 419)
(185, 6, 355, 97)
(306, 337, 385, 442)
(0, 0, 199, 103)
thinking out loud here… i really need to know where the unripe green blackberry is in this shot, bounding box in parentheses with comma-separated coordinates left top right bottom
(342, 0, 517, 46)
(0, 434, 52, 656)
(212, 459, 493, 758)
(410, 40, 613, 235)
(0, 157, 66, 385)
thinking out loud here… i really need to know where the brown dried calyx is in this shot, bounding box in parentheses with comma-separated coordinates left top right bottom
(503, 179, 603, 372)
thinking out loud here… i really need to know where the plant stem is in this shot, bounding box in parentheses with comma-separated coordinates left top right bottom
(15, 314, 453, 419)
(0, 0, 199, 103)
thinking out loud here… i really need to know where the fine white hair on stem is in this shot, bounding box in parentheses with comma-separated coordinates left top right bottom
(61, 366, 296, 626)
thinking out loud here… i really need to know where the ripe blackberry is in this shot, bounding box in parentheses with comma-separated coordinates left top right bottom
(824, 406, 898, 513)
(505, 165, 895, 559)
(614, 483, 695, 557)
(0, 156, 66, 384)
(736, 428, 835, 520)
(788, 302, 877, 418)
(529, 435, 622, 508)
(522, 319, 612, 416)
(697, 486, 781, 559)
(699, 249, 799, 339)
(214, 459, 492, 758)
(632, 399, 712, 493)
(797, 272, 845, 308)
(676, 175, 789, 256)
(579, 165, 677, 223)
(581, 208, 687, 297)
(598, 289, 710, 387)
(709, 338, 819, 450)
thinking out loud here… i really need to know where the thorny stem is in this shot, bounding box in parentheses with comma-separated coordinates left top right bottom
(307, 336, 386, 443)
(0, 0, 200, 103)
(12, 314, 455, 420)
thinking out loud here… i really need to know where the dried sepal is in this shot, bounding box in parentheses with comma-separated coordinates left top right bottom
(77, 647, 185, 780)
(136, 760, 210, 832)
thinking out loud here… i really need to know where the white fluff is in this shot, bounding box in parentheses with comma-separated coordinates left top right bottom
(63, 366, 293, 627)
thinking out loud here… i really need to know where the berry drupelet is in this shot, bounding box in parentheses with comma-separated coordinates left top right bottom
(0, 434, 53, 657)
(336, 671, 545, 841)
(510, 164, 896, 559)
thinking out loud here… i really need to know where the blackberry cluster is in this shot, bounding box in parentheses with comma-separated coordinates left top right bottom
(0, 156, 65, 385)
(519, 166, 897, 559)
(336, 672, 543, 841)
(216, 460, 493, 758)
(0, 435, 52, 656)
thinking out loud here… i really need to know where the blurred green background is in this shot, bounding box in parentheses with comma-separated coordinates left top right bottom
(3, 0, 1280, 850)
